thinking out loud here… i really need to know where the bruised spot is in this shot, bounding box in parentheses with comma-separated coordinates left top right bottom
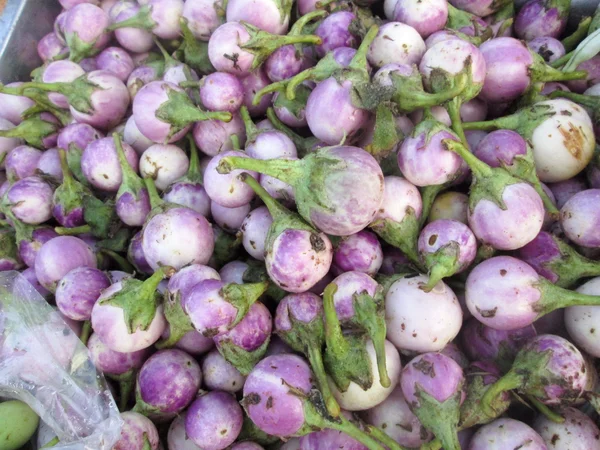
(558, 121, 585, 159)
(476, 306, 498, 318)
(310, 233, 326, 252)
(428, 234, 438, 246)
(242, 393, 261, 406)
(383, 35, 394, 41)
(266, 396, 273, 409)
(551, 434, 560, 445)
(413, 358, 435, 377)
(500, 269, 507, 276)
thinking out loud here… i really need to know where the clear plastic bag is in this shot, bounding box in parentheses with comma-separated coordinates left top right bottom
(0, 271, 122, 450)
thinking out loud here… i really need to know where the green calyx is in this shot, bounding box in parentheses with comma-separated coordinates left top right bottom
(221, 280, 270, 329)
(420, 242, 462, 293)
(459, 369, 510, 430)
(412, 384, 463, 450)
(216, 332, 271, 376)
(0, 208, 36, 249)
(53, 148, 88, 218)
(210, 229, 243, 268)
(529, 49, 588, 83)
(67, 143, 90, 186)
(241, 259, 287, 301)
(0, 114, 59, 149)
(65, 31, 103, 63)
(240, 105, 262, 144)
(322, 283, 374, 392)
(239, 21, 322, 71)
(114, 133, 146, 200)
(543, 233, 600, 288)
(273, 83, 311, 122)
(0, 84, 71, 125)
(533, 276, 600, 317)
(106, 5, 156, 33)
(155, 86, 232, 143)
(277, 307, 341, 417)
(238, 415, 280, 446)
(364, 102, 400, 161)
(447, 4, 492, 40)
(176, 19, 215, 75)
(370, 206, 423, 269)
(0, 228, 20, 266)
(55, 194, 118, 239)
(442, 139, 522, 214)
(132, 385, 164, 418)
(99, 266, 175, 334)
(155, 290, 194, 350)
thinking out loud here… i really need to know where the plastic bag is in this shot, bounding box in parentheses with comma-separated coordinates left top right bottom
(0, 271, 122, 450)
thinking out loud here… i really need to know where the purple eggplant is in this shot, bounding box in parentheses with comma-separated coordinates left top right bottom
(182, 0, 224, 40)
(515, 0, 570, 40)
(167, 413, 202, 450)
(63, 3, 111, 61)
(429, 191, 469, 224)
(560, 189, 600, 248)
(107, 0, 184, 40)
(470, 418, 547, 450)
(5, 146, 42, 182)
(202, 348, 246, 393)
(240, 206, 273, 261)
(332, 230, 383, 276)
(565, 276, 600, 358)
(193, 112, 246, 157)
(55, 266, 110, 321)
(112, 411, 160, 450)
(2, 176, 53, 225)
(388, 0, 448, 38)
(533, 406, 600, 450)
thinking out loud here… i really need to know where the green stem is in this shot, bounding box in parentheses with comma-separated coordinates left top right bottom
(186, 134, 203, 181)
(419, 184, 446, 227)
(143, 177, 163, 209)
(537, 278, 600, 314)
(221, 280, 270, 328)
(442, 139, 493, 179)
(179, 80, 200, 88)
(105, 5, 155, 32)
(118, 373, 136, 412)
(420, 438, 443, 450)
(306, 342, 341, 417)
(562, 17, 592, 52)
(253, 79, 287, 106)
(535, 68, 588, 83)
(527, 395, 565, 423)
(289, 10, 327, 35)
(41, 437, 60, 448)
(240, 106, 259, 141)
(481, 371, 522, 417)
(217, 155, 304, 187)
(57, 148, 76, 189)
(364, 424, 407, 450)
(113, 133, 139, 183)
(230, 134, 241, 150)
(100, 249, 136, 273)
(240, 172, 290, 222)
(531, 180, 560, 218)
(322, 283, 351, 357)
(55, 224, 91, 235)
(548, 89, 599, 109)
(446, 98, 467, 147)
(329, 416, 387, 450)
(348, 25, 379, 73)
(550, 50, 574, 68)
(153, 37, 178, 69)
(79, 320, 92, 345)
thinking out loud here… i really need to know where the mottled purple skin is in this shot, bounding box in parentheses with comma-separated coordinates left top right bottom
(21, 267, 51, 298)
(479, 37, 536, 104)
(246, 130, 297, 161)
(204, 151, 258, 207)
(91, 282, 167, 352)
(400, 352, 465, 406)
(123, 117, 153, 156)
(57, 123, 104, 160)
(528, 37, 565, 63)
(208, 22, 255, 76)
(474, 129, 527, 168)
(330, 271, 378, 322)
(0, 83, 35, 125)
(566, 56, 600, 93)
(516, 231, 564, 283)
(240, 68, 273, 117)
(471, 419, 547, 450)
(193, 112, 247, 157)
(469, 182, 544, 250)
(219, 260, 248, 284)
(144, 0, 184, 40)
(373, 176, 423, 225)
(440, 342, 470, 369)
(560, 189, 600, 247)
(275, 291, 323, 333)
(63, 4, 111, 55)
(6, 176, 53, 225)
(461, 318, 537, 362)
(533, 406, 600, 450)
(515, 0, 567, 40)
(398, 128, 463, 187)
(128, 231, 153, 274)
(362, 385, 432, 448)
(315, 12, 359, 57)
(17, 227, 58, 269)
(81, 136, 139, 192)
(168, 264, 220, 300)
(199, 72, 244, 113)
(5, 146, 42, 181)
(137, 349, 202, 414)
(202, 348, 246, 392)
(113, 412, 160, 450)
(273, 91, 309, 128)
(211, 201, 251, 232)
(185, 391, 243, 450)
(88, 332, 148, 375)
(0, 118, 20, 162)
(168, 414, 202, 450)
(116, 188, 151, 227)
(266, 228, 333, 293)
(34, 236, 97, 292)
(113, 5, 155, 53)
(127, 66, 161, 99)
(241, 206, 273, 260)
(548, 177, 587, 209)
(183, 279, 239, 336)
(300, 426, 367, 450)
(42, 61, 86, 109)
(461, 98, 488, 123)
(243, 354, 313, 437)
(265, 45, 306, 82)
(392, 0, 448, 38)
(164, 63, 200, 87)
(164, 328, 215, 355)
(55, 267, 110, 321)
(162, 182, 211, 217)
(418, 219, 477, 271)
(332, 230, 383, 276)
(226, 0, 289, 35)
(306, 77, 370, 145)
(465, 256, 548, 330)
(96, 46, 135, 82)
(214, 301, 272, 351)
(142, 207, 215, 270)
(80, 57, 98, 72)
(37, 32, 67, 62)
(132, 81, 191, 144)
(69, 71, 130, 131)
(183, 0, 224, 40)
